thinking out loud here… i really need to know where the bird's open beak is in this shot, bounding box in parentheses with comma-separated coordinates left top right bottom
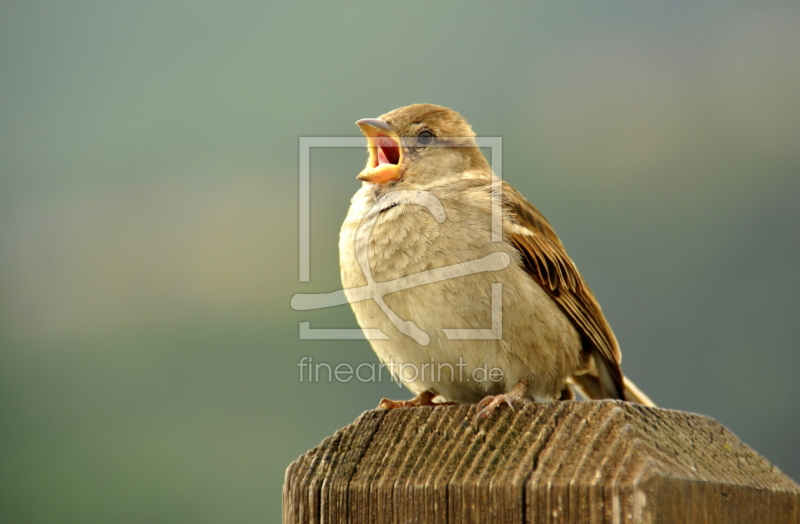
(355, 118, 403, 183)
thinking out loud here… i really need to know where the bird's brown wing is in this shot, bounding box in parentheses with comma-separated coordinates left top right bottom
(500, 182, 624, 399)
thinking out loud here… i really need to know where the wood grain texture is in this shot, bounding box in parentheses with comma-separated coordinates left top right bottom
(283, 401, 800, 523)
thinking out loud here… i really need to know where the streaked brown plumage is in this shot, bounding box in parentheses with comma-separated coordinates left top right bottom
(339, 103, 653, 415)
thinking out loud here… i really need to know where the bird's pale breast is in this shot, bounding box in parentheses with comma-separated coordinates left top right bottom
(339, 182, 584, 402)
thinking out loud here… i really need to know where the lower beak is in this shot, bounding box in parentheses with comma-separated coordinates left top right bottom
(355, 118, 403, 183)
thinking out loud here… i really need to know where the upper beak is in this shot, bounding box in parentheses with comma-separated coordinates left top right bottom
(355, 118, 403, 183)
(355, 118, 392, 134)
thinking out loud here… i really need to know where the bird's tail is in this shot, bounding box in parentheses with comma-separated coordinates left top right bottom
(569, 373, 655, 407)
(621, 375, 655, 406)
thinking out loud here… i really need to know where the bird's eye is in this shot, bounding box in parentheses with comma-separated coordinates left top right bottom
(417, 130, 434, 146)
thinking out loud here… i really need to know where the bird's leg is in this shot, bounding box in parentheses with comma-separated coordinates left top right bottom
(474, 382, 533, 424)
(377, 389, 457, 410)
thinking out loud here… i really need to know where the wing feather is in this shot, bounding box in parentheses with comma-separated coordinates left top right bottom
(500, 182, 624, 398)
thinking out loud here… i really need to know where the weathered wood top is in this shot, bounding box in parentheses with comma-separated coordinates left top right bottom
(284, 401, 800, 523)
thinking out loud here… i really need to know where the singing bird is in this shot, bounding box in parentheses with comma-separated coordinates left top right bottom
(339, 104, 653, 420)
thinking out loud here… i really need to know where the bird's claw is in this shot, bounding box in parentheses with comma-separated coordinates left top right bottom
(378, 398, 422, 409)
(377, 389, 457, 410)
(474, 383, 533, 426)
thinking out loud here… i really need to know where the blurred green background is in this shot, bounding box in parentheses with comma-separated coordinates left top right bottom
(2, 1, 799, 522)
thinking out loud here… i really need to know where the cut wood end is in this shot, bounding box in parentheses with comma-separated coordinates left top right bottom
(284, 401, 800, 523)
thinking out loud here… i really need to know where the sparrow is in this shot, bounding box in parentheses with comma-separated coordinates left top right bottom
(339, 104, 653, 420)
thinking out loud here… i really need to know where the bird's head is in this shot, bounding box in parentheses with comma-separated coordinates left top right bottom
(355, 104, 489, 185)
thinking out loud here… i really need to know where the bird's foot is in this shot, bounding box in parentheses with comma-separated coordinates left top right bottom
(378, 389, 457, 410)
(474, 382, 533, 425)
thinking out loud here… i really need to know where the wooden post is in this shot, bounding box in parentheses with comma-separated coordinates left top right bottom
(283, 401, 800, 523)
